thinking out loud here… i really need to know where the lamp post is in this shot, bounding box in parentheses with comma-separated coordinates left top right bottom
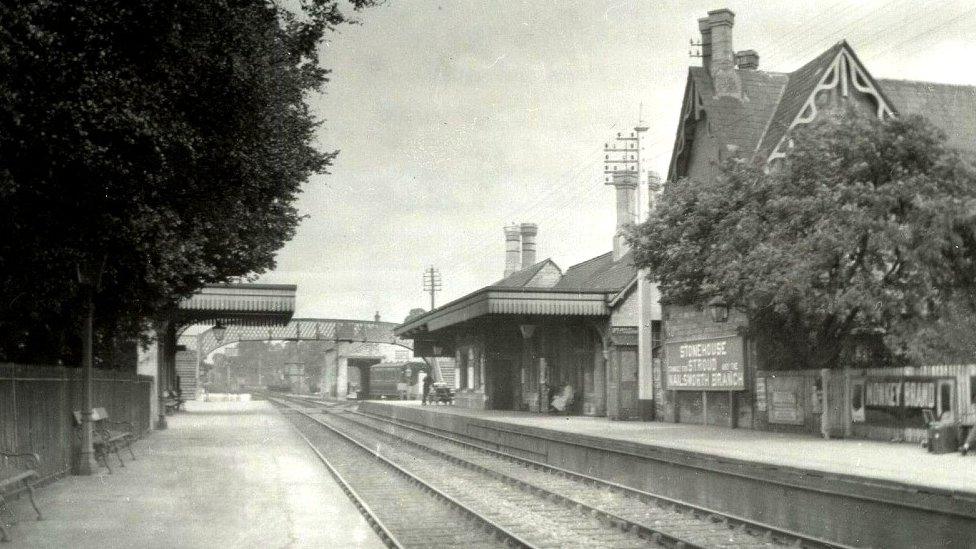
(212, 320, 227, 344)
(707, 296, 730, 323)
(75, 258, 104, 475)
(211, 321, 229, 388)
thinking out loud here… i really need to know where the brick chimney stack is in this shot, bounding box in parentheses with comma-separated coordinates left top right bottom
(609, 171, 638, 261)
(698, 8, 742, 98)
(520, 223, 538, 269)
(504, 225, 521, 278)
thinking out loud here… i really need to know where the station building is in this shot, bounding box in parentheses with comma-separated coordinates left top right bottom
(396, 176, 661, 419)
(656, 9, 976, 442)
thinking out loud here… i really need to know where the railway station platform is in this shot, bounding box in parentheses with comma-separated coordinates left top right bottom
(360, 400, 976, 548)
(2, 400, 384, 549)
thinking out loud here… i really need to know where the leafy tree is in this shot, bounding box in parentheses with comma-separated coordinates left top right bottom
(629, 109, 976, 369)
(404, 308, 427, 323)
(0, 1, 374, 365)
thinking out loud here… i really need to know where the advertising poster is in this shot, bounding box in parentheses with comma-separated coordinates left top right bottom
(855, 377, 949, 428)
(767, 376, 804, 425)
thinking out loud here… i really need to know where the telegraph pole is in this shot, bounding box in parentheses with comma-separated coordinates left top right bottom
(422, 266, 444, 385)
(422, 266, 442, 310)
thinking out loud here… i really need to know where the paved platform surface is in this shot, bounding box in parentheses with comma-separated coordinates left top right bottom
(372, 400, 976, 494)
(2, 400, 384, 549)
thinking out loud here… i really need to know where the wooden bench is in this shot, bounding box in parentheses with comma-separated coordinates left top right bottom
(431, 383, 455, 405)
(0, 451, 43, 542)
(163, 390, 186, 414)
(72, 407, 137, 473)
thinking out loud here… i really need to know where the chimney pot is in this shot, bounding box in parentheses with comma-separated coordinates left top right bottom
(519, 223, 538, 270)
(735, 49, 759, 70)
(504, 225, 521, 278)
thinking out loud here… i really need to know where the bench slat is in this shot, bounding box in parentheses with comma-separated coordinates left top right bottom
(0, 470, 37, 489)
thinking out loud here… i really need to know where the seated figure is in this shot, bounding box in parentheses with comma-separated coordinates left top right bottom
(550, 383, 575, 414)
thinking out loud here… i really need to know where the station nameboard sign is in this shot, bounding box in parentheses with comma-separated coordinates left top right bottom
(664, 336, 744, 391)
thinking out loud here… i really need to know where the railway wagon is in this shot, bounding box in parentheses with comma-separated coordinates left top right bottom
(365, 361, 428, 400)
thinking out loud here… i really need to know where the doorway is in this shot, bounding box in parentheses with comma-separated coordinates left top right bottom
(937, 379, 956, 422)
(609, 346, 639, 420)
(487, 357, 515, 410)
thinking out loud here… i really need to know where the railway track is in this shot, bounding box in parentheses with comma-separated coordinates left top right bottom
(273, 400, 530, 548)
(280, 394, 853, 549)
(273, 396, 669, 548)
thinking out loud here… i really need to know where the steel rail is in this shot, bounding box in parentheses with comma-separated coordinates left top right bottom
(336, 401, 854, 549)
(277, 406, 403, 549)
(308, 402, 702, 549)
(269, 397, 538, 549)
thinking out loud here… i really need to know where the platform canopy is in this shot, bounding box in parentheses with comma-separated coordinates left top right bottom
(177, 283, 297, 327)
(395, 288, 610, 339)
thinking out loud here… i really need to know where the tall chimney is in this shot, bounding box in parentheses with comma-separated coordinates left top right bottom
(504, 225, 521, 277)
(698, 8, 741, 98)
(608, 171, 638, 261)
(520, 223, 538, 269)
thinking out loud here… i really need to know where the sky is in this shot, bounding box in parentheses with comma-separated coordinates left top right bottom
(254, 0, 976, 325)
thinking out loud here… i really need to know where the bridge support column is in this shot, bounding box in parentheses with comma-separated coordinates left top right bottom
(336, 355, 348, 399)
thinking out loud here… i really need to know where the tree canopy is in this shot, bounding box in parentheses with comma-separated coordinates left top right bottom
(0, 1, 374, 365)
(629, 109, 976, 368)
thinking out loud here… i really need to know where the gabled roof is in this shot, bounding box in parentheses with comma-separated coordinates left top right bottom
(671, 39, 976, 174)
(491, 258, 561, 288)
(668, 66, 787, 181)
(689, 66, 788, 155)
(756, 42, 846, 156)
(553, 250, 637, 292)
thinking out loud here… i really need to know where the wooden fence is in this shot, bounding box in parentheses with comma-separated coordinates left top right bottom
(0, 364, 152, 481)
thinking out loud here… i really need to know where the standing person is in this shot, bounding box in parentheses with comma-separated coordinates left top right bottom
(421, 373, 434, 406)
(961, 392, 976, 455)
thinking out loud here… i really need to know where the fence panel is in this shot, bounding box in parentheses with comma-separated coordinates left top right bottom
(0, 364, 153, 480)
